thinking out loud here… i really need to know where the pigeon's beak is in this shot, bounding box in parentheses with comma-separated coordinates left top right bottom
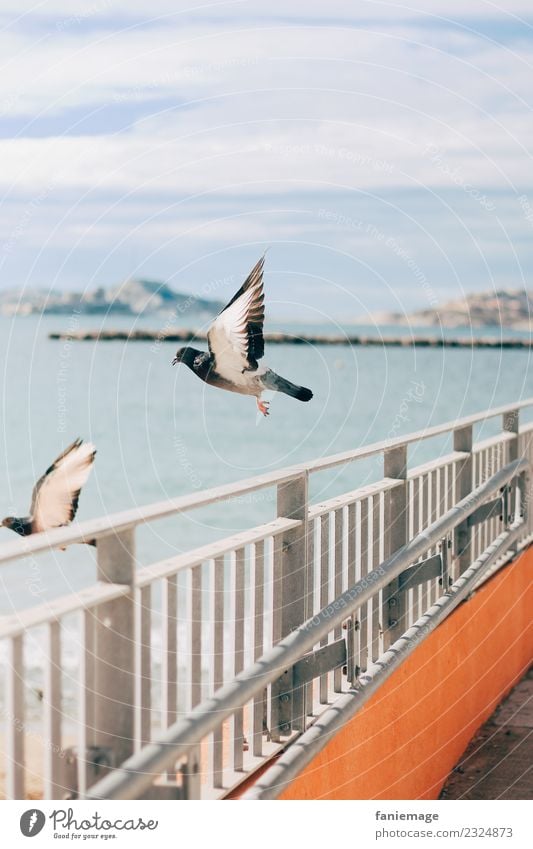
(172, 357, 178, 366)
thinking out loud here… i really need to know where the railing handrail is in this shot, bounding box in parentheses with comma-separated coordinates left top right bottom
(0, 398, 532, 566)
(87, 455, 528, 800)
(244, 516, 526, 800)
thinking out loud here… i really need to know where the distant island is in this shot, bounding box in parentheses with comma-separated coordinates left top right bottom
(0, 277, 223, 317)
(373, 289, 533, 330)
(4, 281, 533, 330)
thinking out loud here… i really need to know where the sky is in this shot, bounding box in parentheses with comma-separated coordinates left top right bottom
(0, 0, 532, 321)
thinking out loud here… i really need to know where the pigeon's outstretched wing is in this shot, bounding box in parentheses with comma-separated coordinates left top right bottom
(207, 255, 265, 375)
(30, 439, 96, 533)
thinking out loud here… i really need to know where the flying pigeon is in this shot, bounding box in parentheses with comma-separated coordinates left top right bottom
(1, 438, 96, 539)
(172, 255, 313, 416)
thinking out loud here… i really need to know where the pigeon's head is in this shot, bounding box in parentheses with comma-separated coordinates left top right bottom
(1, 516, 16, 529)
(172, 347, 199, 368)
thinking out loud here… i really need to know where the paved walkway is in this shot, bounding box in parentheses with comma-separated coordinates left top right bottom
(440, 668, 533, 800)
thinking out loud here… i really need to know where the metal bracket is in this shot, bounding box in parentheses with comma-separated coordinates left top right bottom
(398, 553, 442, 593)
(61, 747, 79, 799)
(62, 745, 115, 799)
(145, 778, 186, 800)
(467, 496, 503, 527)
(292, 639, 347, 688)
(440, 535, 452, 588)
(272, 639, 347, 736)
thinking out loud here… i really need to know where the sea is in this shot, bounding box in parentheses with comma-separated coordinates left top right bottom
(0, 313, 532, 728)
(1, 312, 532, 615)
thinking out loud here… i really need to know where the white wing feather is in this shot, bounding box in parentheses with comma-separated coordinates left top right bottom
(208, 287, 258, 376)
(207, 256, 265, 379)
(31, 442, 96, 532)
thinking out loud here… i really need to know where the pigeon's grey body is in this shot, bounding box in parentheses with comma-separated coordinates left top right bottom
(173, 256, 313, 415)
(2, 438, 96, 540)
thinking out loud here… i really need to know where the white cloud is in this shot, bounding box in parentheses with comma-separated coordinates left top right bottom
(3, 1, 533, 20)
(0, 0, 531, 303)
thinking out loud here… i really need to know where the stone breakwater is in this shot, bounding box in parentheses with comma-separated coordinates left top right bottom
(48, 329, 533, 348)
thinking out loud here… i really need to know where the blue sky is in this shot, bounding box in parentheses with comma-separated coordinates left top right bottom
(0, 0, 532, 321)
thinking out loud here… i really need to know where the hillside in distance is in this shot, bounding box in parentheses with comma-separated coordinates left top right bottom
(0, 277, 224, 317)
(374, 289, 533, 329)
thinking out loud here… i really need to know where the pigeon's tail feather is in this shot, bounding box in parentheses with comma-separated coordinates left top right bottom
(262, 370, 313, 402)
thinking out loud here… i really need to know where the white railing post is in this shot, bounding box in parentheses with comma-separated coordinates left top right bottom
(91, 530, 136, 782)
(271, 472, 309, 737)
(503, 409, 519, 462)
(453, 424, 473, 579)
(503, 409, 520, 547)
(383, 445, 408, 649)
(6, 635, 24, 799)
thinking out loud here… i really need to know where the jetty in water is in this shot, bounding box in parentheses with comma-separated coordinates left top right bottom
(48, 328, 533, 348)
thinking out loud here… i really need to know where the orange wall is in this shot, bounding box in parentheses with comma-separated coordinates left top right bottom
(281, 550, 533, 800)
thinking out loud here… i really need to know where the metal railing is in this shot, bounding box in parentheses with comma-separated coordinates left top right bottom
(1, 400, 532, 800)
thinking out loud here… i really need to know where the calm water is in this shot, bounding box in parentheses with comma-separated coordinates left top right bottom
(0, 312, 532, 614)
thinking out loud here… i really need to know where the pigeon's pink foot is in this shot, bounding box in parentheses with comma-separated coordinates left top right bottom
(257, 399, 270, 417)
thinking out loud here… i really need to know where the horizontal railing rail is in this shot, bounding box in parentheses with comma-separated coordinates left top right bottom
(1, 399, 533, 801)
(0, 397, 531, 565)
(87, 457, 529, 800)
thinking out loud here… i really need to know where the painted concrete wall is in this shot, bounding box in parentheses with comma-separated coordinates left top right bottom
(280, 550, 532, 800)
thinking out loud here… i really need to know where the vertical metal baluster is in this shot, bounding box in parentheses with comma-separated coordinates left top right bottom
(487, 445, 500, 544)
(406, 479, 414, 626)
(442, 463, 448, 515)
(191, 565, 203, 710)
(78, 609, 95, 797)
(43, 620, 62, 799)
(411, 477, 421, 622)
(253, 542, 265, 757)
(6, 635, 24, 799)
(383, 447, 408, 649)
(421, 474, 430, 613)
(485, 448, 492, 551)
(269, 534, 283, 740)
(135, 585, 151, 751)
(319, 513, 330, 702)
(211, 556, 225, 787)
(440, 463, 451, 596)
(233, 548, 245, 771)
(348, 502, 357, 590)
(486, 447, 492, 547)
(491, 444, 499, 545)
(438, 465, 446, 592)
(482, 449, 488, 555)
(333, 509, 343, 691)
(491, 444, 498, 537)
(454, 425, 474, 581)
(359, 498, 369, 673)
(347, 502, 359, 681)
(503, 411, 519, 469)
(527, 432, 533, 536)
(272, 535, 283, 647)
(479, 450, 487, 558)
(305, 524, 315, 715)
(474, 451, 481, 560)
(371, 494, 381, 661)
(161, 575, 177, 731)
(430, 469, 438, 604)
(184, 564, 203, 798)
(523, 432, 533, 536)
(486, 447, 493, 549)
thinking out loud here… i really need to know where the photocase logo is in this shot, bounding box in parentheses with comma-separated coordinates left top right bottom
(20, 809, 45, 837)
